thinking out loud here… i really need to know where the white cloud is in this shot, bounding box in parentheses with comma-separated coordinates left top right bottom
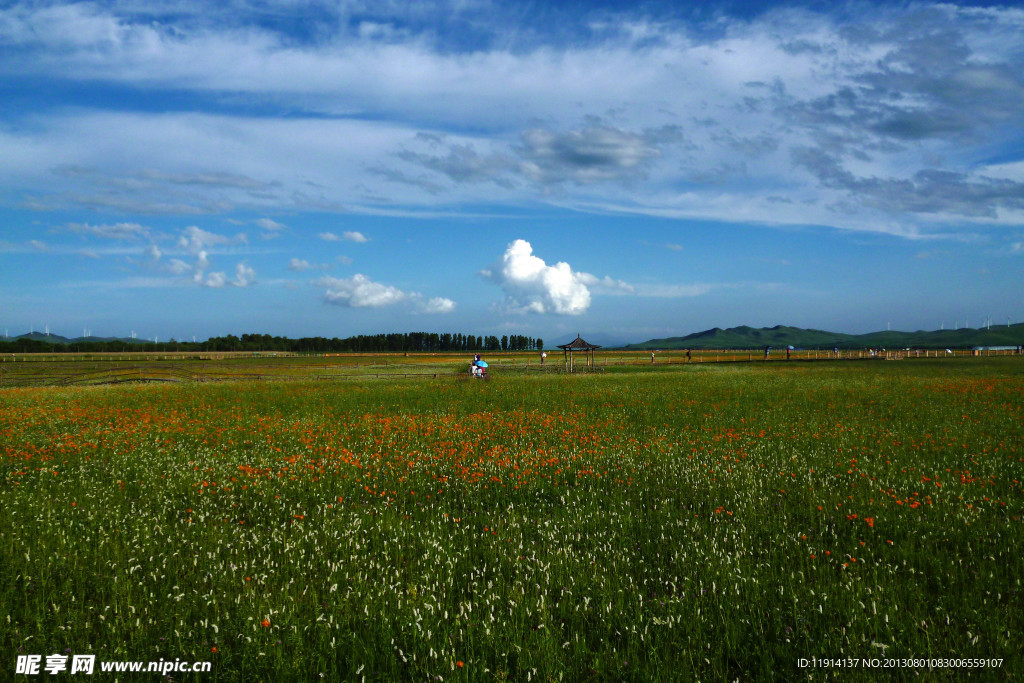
(194, 250, 211, 274)
(173, 226, 250, 288)
(255, 218, 285, 232)
(167, 258, 191, 275)
(233, 262, 256, 287)
(315, 274, 454, 311)
(28, 239, 47, 250)
(577, 272, 635, 295)
(200, 271, 227, 288)
(145, 244, 161, 260)
(487, 239, 596, 315)
(288, 258, 313, 271)
(318, 274, 408, 308)
(319, 230, 368, 243)
(421, 296, 456, 314)
(0, 3, 1022, 236)
(67, 222, 150, 240)
(178, 226, 245, 254)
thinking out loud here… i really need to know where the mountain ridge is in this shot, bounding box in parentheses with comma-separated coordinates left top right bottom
(622, 323, 1024, 350)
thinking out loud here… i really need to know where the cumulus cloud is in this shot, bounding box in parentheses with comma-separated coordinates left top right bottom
(315, 274, 454, 312)
(486, 239, 622, 315)
(421, 297, 456, 314)
(178, 225, 245, 254)
(318, 274, 409, 308)
(232, 262, 255, 287)
(173, 226, 249, 287)
(200, 271, 227, 288)
(288, 258, 313, 271)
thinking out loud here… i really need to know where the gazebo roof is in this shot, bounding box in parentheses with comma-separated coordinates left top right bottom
(557, 334, 602, 351)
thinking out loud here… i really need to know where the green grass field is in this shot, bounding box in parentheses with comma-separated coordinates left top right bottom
(2, 357, 1021, 680)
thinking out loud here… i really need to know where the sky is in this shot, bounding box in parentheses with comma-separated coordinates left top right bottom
(2, 0, 1023, 347)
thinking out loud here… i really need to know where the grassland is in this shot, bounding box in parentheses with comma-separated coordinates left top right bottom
(1, 357, 1022, 680)
(0, 347, 991, 389)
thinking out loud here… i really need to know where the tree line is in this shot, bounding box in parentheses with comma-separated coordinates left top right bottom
(0, 332, 544, 354)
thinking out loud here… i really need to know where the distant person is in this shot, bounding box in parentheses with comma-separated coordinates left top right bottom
(540, 351, 547, 364)
(786, 348, 791, 360)
(764, 346, 770, 360)
(686, 349, 691, 362)
(651, 352, 656, 364)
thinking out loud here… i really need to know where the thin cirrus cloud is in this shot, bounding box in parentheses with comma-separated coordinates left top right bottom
(0, 2, 1021, 236)
(65, 222, 151, 240)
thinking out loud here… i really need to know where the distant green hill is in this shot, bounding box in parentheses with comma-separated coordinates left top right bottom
(623, 323, 1024, 350)
(9, 332, 146, 345)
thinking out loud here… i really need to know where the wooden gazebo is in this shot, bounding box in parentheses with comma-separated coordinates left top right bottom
(557, 334, 602, 372)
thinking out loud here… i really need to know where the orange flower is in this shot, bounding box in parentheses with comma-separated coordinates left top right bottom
(211, 647, 218, 653)
(457, 661, 464, 668)
(261, 618, 271, 628)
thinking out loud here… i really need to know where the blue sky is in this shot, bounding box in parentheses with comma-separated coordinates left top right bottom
(2, 0, 1023, 346)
